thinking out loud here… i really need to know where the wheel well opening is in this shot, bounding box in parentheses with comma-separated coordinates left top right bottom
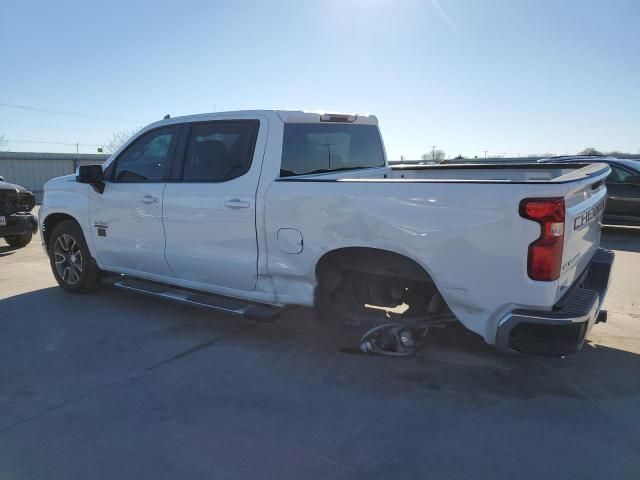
(314, 247, 448, 318)
(316, 247, 433, 285)
(42, 213, 77, 249)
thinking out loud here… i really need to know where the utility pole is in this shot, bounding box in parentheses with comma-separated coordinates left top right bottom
(431, 145, 437, 162)
(75, 142, 80, 171)
(484, 150, 488, 159)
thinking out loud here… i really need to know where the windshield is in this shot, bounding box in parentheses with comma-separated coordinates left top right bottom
(280, 124, 385, 177)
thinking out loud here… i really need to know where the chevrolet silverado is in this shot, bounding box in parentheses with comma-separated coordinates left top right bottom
(39, 111, 614, 355)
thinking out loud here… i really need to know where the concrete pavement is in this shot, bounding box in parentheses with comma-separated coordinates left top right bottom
(0, 226, 639, 479)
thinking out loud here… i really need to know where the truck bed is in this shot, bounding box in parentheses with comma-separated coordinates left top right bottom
(277, 162, 609, 184)
(388, 162, 607, 183)
(269, 161, 611, 342)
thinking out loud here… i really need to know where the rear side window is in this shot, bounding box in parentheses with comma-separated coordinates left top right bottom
(182, 121, 259, 182)
(607, 165, 633, 183)
(280, 124, 385, 177)
(113, 127, 178, 182)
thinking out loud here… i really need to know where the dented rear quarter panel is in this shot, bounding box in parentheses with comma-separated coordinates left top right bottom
(264, 174, 608, 344)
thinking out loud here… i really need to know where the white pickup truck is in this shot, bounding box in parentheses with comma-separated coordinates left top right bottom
(40, 110, 614, 355)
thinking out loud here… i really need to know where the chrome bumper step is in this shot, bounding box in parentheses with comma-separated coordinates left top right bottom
(109, 277, 281, 322)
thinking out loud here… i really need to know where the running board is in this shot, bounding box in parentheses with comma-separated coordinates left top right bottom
(110, 277, 281, 322)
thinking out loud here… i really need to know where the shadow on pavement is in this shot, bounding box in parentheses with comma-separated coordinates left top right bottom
(402, 323, 640, 402)
(601, 225, 640, 253)
(253, 312, 640, 403)
(4, 284, 638, 408)
(0, 244, 18, 255)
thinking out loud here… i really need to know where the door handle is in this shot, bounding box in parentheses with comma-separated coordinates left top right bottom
(223, 199, 250, 209)
(141, 194, 159, 204)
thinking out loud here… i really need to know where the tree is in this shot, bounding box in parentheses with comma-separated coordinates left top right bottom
(421, 149, 446, 162)
(578, 147, 602, 156)
(606, 151, 624, 157)
(103, 128, 140, 154)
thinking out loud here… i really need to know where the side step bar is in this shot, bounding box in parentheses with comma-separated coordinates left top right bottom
(109, 277, 282, 322)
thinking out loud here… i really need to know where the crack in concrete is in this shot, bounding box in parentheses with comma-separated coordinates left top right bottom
(0, 381, 119, 434)
(144, 322, 258, 371)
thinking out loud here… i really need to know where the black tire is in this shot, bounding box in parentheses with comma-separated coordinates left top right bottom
(48, 220, 101, 293)
(4, 233, 33, 249)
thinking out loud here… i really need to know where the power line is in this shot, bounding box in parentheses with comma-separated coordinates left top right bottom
(0, 120, 111, 133)
(0, 102, 141, 123)
(6, 138, 102, 147)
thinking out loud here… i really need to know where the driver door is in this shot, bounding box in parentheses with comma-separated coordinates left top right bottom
(89, 125, 182, 276)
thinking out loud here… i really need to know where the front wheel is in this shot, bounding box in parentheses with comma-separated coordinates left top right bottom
(4, 233, 33, 249)
(48, 220, 101, 293)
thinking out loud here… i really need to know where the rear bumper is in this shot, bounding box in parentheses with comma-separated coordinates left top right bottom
(0, 212, 38, 237)
(496, 248, 614, 355)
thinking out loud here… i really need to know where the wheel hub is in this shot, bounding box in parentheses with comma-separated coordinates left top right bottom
(53, 233, 83, 285)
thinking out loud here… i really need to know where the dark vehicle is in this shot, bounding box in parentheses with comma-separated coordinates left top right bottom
(539, 156, 640, 226)
(0, 175, 38, 248)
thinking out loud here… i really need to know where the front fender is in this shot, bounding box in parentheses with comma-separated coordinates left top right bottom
(40, 176, 95, 258)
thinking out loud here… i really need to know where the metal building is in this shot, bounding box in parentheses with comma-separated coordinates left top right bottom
(0, 151, 108, 202)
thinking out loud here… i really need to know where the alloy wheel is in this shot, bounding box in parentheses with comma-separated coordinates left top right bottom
(53, 233, 83, 285)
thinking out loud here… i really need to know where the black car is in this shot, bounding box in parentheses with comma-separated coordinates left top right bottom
(539, 156, 640, 226)
(0, 175, 38, 249)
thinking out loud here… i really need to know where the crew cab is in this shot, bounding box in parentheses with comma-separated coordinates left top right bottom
(39, 110, 614, 355)
(0, 176, 37, 249)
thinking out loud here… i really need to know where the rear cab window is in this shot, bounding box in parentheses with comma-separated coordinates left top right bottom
(280, 123, 385, 177)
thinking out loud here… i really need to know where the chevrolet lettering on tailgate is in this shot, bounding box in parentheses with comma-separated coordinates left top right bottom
(574, 198, 606, 231)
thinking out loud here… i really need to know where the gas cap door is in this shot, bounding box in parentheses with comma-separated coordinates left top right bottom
(277, 228, 303, 254)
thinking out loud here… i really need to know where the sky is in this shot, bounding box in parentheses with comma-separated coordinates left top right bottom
(1, 0, 639, 159)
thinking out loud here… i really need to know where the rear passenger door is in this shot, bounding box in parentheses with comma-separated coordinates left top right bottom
(163, 118, 265, 291)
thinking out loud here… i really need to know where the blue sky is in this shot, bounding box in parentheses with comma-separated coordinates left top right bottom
(1, 0, 638, 159)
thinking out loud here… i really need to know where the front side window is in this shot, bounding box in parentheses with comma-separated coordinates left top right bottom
(182, 121, 258, 182)
(280, 124, 385, 177)
(113, 127, 177, 182)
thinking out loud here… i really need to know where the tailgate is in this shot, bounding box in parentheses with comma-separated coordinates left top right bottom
(558, 170, 609, 299)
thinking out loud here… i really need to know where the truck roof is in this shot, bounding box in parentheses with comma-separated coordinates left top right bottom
(148, 110, 379, 130)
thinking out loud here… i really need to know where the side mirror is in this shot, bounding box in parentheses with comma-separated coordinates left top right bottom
(76, 165, 105, 193)
(0, 176, 4, 182)
(625, 175, 640, 186)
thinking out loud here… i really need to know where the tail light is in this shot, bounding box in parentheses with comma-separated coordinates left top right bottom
(519, 198, 565, 281)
